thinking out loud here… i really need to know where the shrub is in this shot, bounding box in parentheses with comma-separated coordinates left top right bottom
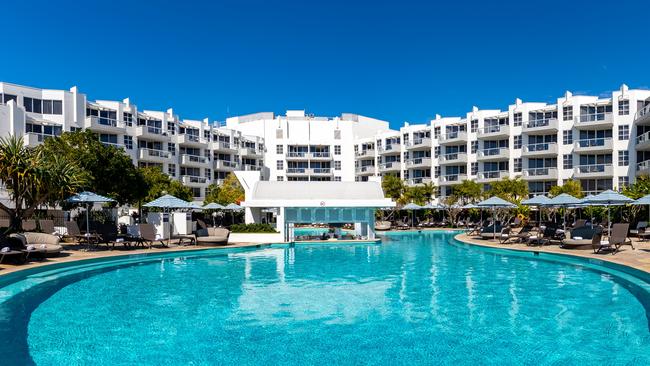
(230, 223, 278, 233)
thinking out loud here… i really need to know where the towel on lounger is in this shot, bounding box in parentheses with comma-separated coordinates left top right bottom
(573, 236, 583, 240)
(26, 245, 35, 251)
(1, 247, 9, 253)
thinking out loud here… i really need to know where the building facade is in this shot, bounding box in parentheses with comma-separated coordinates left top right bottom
(2, 81, 650, 203)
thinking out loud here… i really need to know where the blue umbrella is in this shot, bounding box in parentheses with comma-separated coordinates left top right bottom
(477, 196, 517, 238)
(144, 194, 195, 241)
(544, 194, 583, 233)
(522, 195, 551, 223)
(67, 191, 115, 235)
(402, 203, 423, 227)
(203, 202, 225, 210)
(632, 194, 650, 223)
(585, 190, 633, 237)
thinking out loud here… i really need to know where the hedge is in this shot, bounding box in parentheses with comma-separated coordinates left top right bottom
(230, 223, 278, 233)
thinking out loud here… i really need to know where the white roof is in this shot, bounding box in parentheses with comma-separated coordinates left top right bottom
(241, 181, 395, 208)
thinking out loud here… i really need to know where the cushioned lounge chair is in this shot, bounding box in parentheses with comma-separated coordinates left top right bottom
(138, 223, 167, 248)
(22, 219, 37, 232)
(609, 223, 633, 252)
(195, 227, 230, 246)
(561, 226, 601, 249)
(10, 232, 63, 257)
(498, 227, 519, 244)
(38, 219, 56, 235)
(480, 224, 503, 239)
(591, 231, 613, 254)
(375, 221, 391, 231)
(630, 221, 647, 237)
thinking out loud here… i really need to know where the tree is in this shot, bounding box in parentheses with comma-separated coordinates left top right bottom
(140, 166, 193, 202)
(402, 182, 435, 206)
(381, 175, 405, 202)
(549, 179, 583, 198)
(204, 183, 220, 204)
(488, 177, 528, 203)
(0, 136, 88, 230)
(217, 173, 244, 205)
(622, 174, 650, 199)
(43, 130, 147, 204)
(451, 180, 482, 204)
(442, 196, 462, 227)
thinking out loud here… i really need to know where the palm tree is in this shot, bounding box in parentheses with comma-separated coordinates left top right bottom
(0, 136, 87, 231)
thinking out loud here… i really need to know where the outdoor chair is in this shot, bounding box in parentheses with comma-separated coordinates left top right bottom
(572, 219, 587, 228)
(514, 224, 536, 243)
(498, 227, 518, 244)
(592, 231, 613, 254)
(197, 219, 209, 230)
(65, 221, 100, 248)
(22, 219, 37, 231)
(10, 232, 63, 257)
(609, 223, 634, 252)
(630, 221, 648, 237)
(38, 219, 56, 235)
(138, 223, 167, 248)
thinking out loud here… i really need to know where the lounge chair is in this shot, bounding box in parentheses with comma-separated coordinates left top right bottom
(480, 224, 503, 239)
(498, 227, 518, 244)
(375, 221, 391, 231)
(10, 232, 63, 257)
(514, 224, 535, 243)
(467, 221, 486, 236)
(572, 219, 587, 228)
(609, 223, 634, 252)
(138, 223, 167, 248)
(561, 225, 600, 249)
(0, 235, 28, 264)
(197, 219, 209, 230)
(38, 219, 57, 235)
(592, 231, 614, 254)
(630, 221, 647, 237)
(195, 227, 230, 246)
(65, 221, 100, 248)
(528, 226, 558, 246)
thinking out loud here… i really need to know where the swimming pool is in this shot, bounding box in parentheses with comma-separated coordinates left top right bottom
(2, 231, 650, 365)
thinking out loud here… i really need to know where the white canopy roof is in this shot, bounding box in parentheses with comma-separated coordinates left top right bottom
(241, 181, 395, 208)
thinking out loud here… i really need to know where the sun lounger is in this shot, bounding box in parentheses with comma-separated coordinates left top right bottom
(609, 223, 634, 253)
(195, 227, 230, 246)
(480, 224, 503, 239)
(561, 225, 601, 249)
(375, 221, 391, 231)
(592, 231, 614, 254)
(38, 219, 57, 235)
(630, 221, 647, 237)
(498, 227, 518, 244)
(137, 223, 168, 248)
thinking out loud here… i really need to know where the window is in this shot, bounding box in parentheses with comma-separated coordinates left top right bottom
(471, 162, 478, 175)
(335, 161, 341, 170)
(563, 154, 573, 169)
(563, 130, 573, 145)
(277, 176, 284, 181)
(123, 112, 133, 126)
(618, 100, 630, 115)
(1, 93, 17, 104)
(168, 164, 176, 177)
(334, 176, 341, 182)
(168, 143, 176, 156)
(514, 158, 522, 172)
(618, 150, 629, 166)
(618, 125, 629, 140)
(514, 136, 522, 149)
(52, 100, 62, 114)
(123, 135, 133, 150)
(276, 145, 283, 154)
(513, 113, 522, 127)
(563, 106, 573, 121)
(434, 166, 440, 178)
(471, 141, 478, 154)
(334, 145, 341, 155)
(434, 146, 440, 158)
(43, 100, 52, 114)
(618, 176, 629, 190)
(471, 120, 478, 133)
(276, 160, 284, 170)
(205, 169, 211, 179)
(434, 127, 440, 138)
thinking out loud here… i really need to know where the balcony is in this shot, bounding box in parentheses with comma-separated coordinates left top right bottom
(407, 177, 432, 186)
(174, 134, 207, 147)
(139, 148, 171, 163)
(286, 167, 309, 176)
(439, 131, 468, 145)
(477, 147, 509, 161)
(378, 143, 401, 154)
(355, 149, 375, 159)
(212, 141, 238, 153)
(355, 165, 375, 175)
(637, 160, 650, 176)
(24, 132, 57, 147)
(439, 174, 468, 185)
(477, 125, 510, 139)
(406, 157, 431, 169)
(310, 168, 333, 176)
(134, 125, 170, 141)
(286, 152, 309, 161)
(406, 138, 432, 150)
(84, 116, 126, 134)
(574, 113, 613, 130)
(379, 161, 401, 172)
(239, 147, 263, 158)
(181, 154, 210, 167)
(636, 131, 650, 151)
(635, 104, 650, 125)
(100, 141, 125, 150)
(214, 160, 238, 171)
(522, 118, 558, 134)
(573, 138, 613, 154)
(440, 152, 468, 165)
(573, 164, 614, 178)
(521, 142, 558, 157)
(242, 164, 263, 171)
(522, 167, 558, 181)
(476, 170, 509, 183)
(181, 175, 209, 186)
(309, 152, 332, 160)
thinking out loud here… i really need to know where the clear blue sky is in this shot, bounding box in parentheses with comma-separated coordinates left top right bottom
(2, 0, 649, 129)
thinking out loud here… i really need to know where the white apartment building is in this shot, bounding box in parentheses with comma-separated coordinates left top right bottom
(225, 110, 390, 182)
(2, 81, 650, 204)
(0, 82, 265, 202)
(355, 84, 650, 200)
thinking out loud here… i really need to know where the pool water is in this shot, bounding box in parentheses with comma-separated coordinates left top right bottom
(2, 231, 650, 365)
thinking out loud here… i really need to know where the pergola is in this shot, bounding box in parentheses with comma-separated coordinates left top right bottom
(236, 172, 395, 241)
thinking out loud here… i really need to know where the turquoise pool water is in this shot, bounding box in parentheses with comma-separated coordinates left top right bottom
(2, 231, 650, 365)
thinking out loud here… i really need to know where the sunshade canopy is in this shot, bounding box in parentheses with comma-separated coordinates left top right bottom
(544, 193, 582, 207)
(585, 190, 633, 205)
(632, 194, 650, 206)
(223, 203, 243, 211)
(477, 196, 516, 208)
(521, 195, 551, 206)
(203, 202, 225, 210)
(67, 191, 115, 204)
(402, 203, 423, 210)
(144, 194, 194, 209)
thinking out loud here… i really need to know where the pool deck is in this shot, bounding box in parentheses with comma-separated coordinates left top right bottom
(454, 232, 650, 274)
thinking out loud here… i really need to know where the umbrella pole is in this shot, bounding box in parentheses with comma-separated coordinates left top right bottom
(86, 203, 91, 251)
(607, 205, 611, 238)
(493, 207, 496, 239)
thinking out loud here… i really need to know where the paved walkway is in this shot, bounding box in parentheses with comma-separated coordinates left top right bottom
(455, 232, 650, 274)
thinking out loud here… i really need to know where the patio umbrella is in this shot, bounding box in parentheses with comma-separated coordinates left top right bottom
(632, 194, 650, 222)
(584, 190, 633, 237)
(402, 203, 423, 228)
(477, 196, 517, 238)
(522, 195, 551, 224)
(144, 194, 195, 242)
(222, 203, 243, 225)
(67, 191, 115, 234)
(544, 194, 582, 233)
(203, 202, 225, 226)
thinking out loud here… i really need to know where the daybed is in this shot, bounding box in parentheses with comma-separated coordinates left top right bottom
(561, 225, 601, 249)
(195, 227, 230, 246)
(10, 232, 63, 257)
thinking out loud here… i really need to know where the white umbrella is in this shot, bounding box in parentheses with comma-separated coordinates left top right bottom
(477, 196, 517, 238)
(67, 191, 115, 236)
(543, 194, 582, 233)
(583, 190, 633, 237)
(402, 203, 423, 228)
(144, 194, 196, 244)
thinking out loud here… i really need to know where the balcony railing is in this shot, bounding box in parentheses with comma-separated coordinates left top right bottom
(379, 161, 400, 170)
(310, 152, 331, 159)
(477, 125, 509, 136)
(441, 131, 467, 141)
(142, 126, 163, 134)
(100, 141, 124, 149)
(637, 160, 650, 173)
(440, 152, 467, 162)
(477, 147, 508, 160)
(287, 168, 308, 174)
(523, 142, 556, 153)
(355, 149, 375, 158)
(182, 175, 208, 184)
(379, 143, 400, 153)
(575, 113, 613, 126)
(356, 166, 374, 174)
(311, 168, 332, 174)
(406, 138, 431, 148)
(87, 115, 120, 128)
(407, 157, 431, 167)
(140, 148, 170, 159)
(636, 131, 650, 145)
(440, 174, 467, 183)
(214, 141, 234, 150)
(182, 154, 209, 165)
(287, 151, 308, 158)
(525, 118, 555, 129)
(574, 164, 613, 176)
(477, 170, 509, 182)
(408, 177, 432, 185)
(636, 104, 650, 122)
(574, 137, 613, 152)
(215, 160, 238, 169)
